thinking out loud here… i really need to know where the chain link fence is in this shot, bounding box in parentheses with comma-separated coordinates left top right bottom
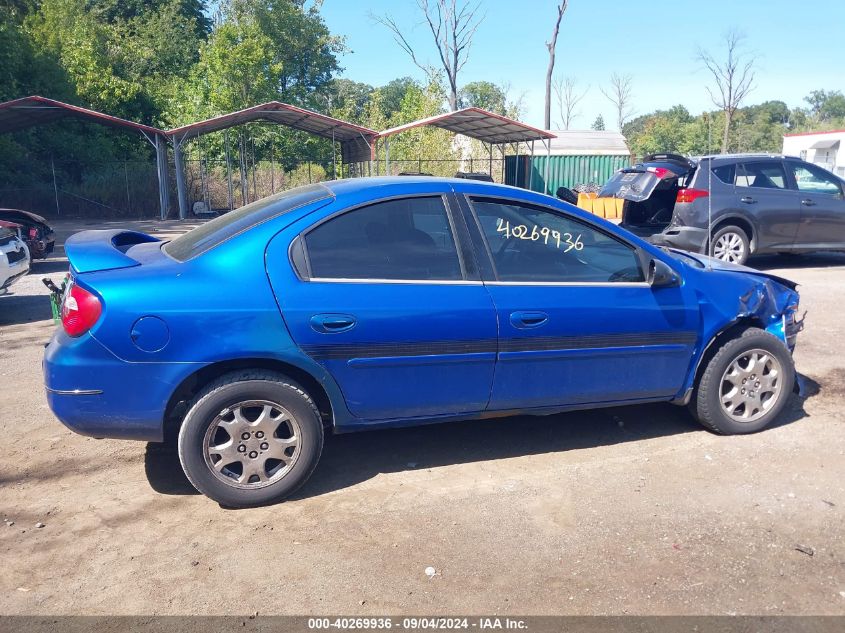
(0, 156, 509, 220)
(0, 159, 164, 219)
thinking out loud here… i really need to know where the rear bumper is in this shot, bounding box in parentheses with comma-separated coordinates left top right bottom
(648, 226, 708, 253)
(43, 329, 202, 442)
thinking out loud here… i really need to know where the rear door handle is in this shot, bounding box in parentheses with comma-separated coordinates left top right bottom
(510, 311, 548, 329)
(310, 314, 357, 333)
(801, 199, 816, 206)
(740, 196, 756, 204)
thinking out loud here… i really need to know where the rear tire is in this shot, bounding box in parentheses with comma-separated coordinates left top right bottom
(177, 371, 323, 508)
(694, 329, 794, 435)
(710, 225, 750, 265)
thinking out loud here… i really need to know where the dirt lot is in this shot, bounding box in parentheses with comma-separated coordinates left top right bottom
(0, 219, 843, 615)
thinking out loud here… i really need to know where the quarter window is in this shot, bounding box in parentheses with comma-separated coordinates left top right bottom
(472, 198, 644, 283)
(304, 196, 463, 281)
(712, 164, 736, 185)
(736, 162, 787, 189)
(790, 164, 843, 198)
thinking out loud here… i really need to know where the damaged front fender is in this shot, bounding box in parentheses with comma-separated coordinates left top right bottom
(675, 260, 801, 403)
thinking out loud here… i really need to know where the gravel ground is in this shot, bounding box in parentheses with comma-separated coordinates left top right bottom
(0, 219, 843, 615)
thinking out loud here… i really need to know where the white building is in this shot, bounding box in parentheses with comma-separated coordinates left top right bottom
(782, 129, 844, 178)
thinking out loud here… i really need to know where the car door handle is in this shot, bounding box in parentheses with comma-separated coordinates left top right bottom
(801, 199, 816, 206)
(510, 311, 548, 329)
(740, 196, 756, 204)
(309, 314, 357, 333)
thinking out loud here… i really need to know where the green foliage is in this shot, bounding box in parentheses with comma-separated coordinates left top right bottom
(460, 81, 507, 113)
(625, 90, 845, 159)
(378, 77, 418, 120)
(591, 115, 605, 131)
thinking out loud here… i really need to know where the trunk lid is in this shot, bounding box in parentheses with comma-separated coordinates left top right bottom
(599, 154, 696, 202)
(64, 229, 160, 274)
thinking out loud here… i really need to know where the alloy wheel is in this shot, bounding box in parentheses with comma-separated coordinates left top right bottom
(712, 231, 746, 263)
(719, 349, 783, 423)
(202, 400, 301, 489)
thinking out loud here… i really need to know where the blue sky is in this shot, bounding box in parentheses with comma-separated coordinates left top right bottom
(321, 0, 845, 129)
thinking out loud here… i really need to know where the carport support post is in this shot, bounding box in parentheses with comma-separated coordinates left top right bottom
(224, 130, 234, 211)
(544, 139, 551, 194)
(385, 138, 391, 176)
(155, 134, 169, 220)
(50, 157, 60, 216)
(530, 141, 535, 191)
(173, 135, 189, 220)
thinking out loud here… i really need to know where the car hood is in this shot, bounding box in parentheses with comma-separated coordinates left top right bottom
(0, 209, 50, 227)
(670, 249, 798, 290)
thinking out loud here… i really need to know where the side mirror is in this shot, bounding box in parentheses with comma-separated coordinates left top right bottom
(648, 258, 680, 288)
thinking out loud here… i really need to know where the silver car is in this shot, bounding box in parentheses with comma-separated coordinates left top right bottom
(0, 223, 30, 295)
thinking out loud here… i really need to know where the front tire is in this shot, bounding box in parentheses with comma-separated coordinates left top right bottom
(694, 329, 795, 435)
(711, 225, 750, 265)
(177, 371, 323, 507)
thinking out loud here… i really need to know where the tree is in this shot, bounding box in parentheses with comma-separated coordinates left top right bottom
(173, 0, 342, 120)
(329, 79, 374, 125)
(379, 77, 419, 119)
(601, 72, 634, 132)
(373, 0, 485, 112)
(698, 30, 756, 153)
(543, 0, 567, 130)
(459, 80, 506, 113)
(591, 115, 605, 131)
(804, 89, 845, 123)
(553, 75, 587, 129)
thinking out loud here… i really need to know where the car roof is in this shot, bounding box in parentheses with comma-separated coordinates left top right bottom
(321, 175, 539, 200)
(697, 153, 802, 162)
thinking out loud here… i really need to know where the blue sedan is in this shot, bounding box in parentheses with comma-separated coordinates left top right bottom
(44, 177, 803, 507)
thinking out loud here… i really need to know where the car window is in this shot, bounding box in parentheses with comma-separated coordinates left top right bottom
(305, 196, 463, 281)
(471, 198, 644, 283)
(736, 162, 787, 190)
(791, 164, 843, 198)
(165, 184, 331, 261)
(712, 164, 736, 185)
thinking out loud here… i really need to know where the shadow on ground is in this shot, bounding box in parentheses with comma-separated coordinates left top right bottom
(750, 251, 845, 271)
(30, 258, 71, 274)
(144, 380, 815, 502)
(0, 294, 51, 326)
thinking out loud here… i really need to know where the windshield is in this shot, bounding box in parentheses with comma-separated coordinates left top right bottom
(164, 184, 332, 262)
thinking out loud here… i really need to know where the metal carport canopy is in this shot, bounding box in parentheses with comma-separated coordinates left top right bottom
(0, 95, 164, 136)
(0, 95, 170, 219)
(376, 107, 555, 188)
(165, 101, 379, 220)
(166, 101, 378, 164)
(378, 107, 555, 144)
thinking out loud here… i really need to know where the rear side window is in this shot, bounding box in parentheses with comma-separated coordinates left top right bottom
(164, 184, 331, 262)
(736, 162, 787, 189)
(304, 196, 463, 281)
(712, 164, 736, 185)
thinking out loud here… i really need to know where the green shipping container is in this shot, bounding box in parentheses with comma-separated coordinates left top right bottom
(505, 154, 631, 194)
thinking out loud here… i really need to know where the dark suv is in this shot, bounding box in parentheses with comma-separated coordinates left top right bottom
(600, 153, 845, 265)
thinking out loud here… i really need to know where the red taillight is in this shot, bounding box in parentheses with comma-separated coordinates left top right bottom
(61, 282, 102, 337)
(676, 188, 709, 204)
(646, 166, 670, 178)
(28, 227, 38, 238)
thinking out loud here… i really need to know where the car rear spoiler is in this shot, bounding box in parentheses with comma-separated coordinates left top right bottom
(64, 229, 160, 274)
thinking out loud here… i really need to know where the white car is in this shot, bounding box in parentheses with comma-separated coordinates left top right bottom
(0, 222, 30, 295)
